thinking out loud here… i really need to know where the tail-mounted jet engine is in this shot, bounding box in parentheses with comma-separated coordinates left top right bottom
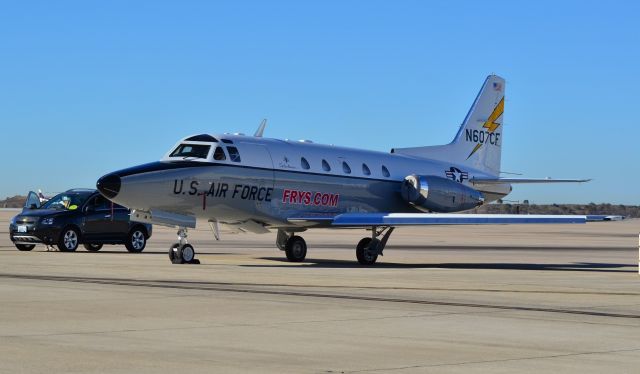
(400, 174, 484, 213)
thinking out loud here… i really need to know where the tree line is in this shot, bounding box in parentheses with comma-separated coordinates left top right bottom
(473, 202, 639, 218)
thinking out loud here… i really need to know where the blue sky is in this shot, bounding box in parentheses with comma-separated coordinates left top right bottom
(1, 1, 638, 204)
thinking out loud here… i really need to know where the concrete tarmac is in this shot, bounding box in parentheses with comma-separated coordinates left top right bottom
(1, 209, 639, 373)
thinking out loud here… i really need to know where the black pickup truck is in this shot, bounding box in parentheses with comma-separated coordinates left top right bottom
(9, 189, 152, 252)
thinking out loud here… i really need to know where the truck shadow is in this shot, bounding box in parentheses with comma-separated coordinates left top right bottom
(69, 250, 239, 255)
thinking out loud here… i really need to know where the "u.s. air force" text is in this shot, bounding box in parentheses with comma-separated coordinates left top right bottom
(173, 180, 273, 201)
(466, 129, 500, 145)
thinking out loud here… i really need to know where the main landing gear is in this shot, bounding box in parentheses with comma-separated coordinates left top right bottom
(276, 229, 307, 262)
(276, 226, 395, 265)
(356, 226, 395, 265)
(169, 228, 200, 264)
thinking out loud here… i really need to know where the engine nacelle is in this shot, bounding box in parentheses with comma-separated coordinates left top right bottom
(400, 175, 484, 213)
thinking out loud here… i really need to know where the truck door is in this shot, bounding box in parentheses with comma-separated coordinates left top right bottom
(24, 191, 41, 210)
(83, 195, 122, 240)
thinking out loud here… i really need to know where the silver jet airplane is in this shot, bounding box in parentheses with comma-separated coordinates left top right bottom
(97, 75, 592, 265)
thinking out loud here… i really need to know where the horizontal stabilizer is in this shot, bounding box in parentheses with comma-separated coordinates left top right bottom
(471, 178, 591, 184)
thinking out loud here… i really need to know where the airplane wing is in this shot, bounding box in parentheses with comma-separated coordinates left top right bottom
(288, 213, 587, 227)
(585, 215, 625, 222)
(471, 178, 591, 184)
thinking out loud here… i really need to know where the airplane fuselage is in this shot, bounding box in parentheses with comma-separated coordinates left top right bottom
(98, 134, 511, 230)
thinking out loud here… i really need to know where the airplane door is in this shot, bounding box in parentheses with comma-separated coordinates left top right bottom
(237, 142, 274, 173)
(236, 142, 274, 211)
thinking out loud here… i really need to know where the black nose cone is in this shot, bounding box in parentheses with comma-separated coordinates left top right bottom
(97, 173, 121, 198)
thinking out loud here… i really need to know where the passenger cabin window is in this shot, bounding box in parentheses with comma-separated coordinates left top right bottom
(227, 146, 241, 162)
(301, 157, 310, 170)
(213, 146, 227, 161)
(362, 163, 371, 175)
(381, 165, 390, 177)
(342, 162, 351, 174)
(170, 144, 211, 159)
(322, 159, 331, 172)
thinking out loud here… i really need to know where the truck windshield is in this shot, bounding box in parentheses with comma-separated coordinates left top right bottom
(170, 144, 211, 159)
(41, 193, 91, 211)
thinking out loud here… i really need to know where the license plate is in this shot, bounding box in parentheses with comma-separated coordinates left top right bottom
(17, 225, 27, 233)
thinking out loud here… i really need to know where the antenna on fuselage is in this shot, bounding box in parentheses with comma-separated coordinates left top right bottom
(254, 119, 267, 137)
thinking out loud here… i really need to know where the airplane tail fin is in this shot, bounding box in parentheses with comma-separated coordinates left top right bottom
(392, 75, 505, 176)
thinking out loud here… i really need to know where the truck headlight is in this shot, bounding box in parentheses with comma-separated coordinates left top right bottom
(41, 217, 54, 225)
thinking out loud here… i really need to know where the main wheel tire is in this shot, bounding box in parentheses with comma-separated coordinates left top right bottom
(356, 237, 378, 265)
(58, 227, 80, 252)
(83, 243, 103, 252)
(169, 243, 181, 263)
(180, 244, 195, 263)
(125, 228, 147, 253)
(285, 236, 307, 262)
(15, 244, 35, 251)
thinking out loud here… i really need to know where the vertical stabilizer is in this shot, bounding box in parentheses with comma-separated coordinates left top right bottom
(392, 75, 505, 176)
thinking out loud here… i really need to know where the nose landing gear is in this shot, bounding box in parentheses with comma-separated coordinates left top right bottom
(169, 228, 200, 264)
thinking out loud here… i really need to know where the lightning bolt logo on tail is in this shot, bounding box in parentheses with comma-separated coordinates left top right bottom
(466, 97, 504, 159)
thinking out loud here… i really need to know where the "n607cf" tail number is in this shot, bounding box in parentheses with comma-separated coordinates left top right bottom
(466, 129, 500, 146)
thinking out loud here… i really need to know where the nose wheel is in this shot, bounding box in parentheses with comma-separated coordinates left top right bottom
(169, 228, 200, 264)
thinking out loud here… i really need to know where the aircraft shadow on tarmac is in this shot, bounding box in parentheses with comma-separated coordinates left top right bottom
(246, 258, 636, 273)
(41, 249, 635, 273)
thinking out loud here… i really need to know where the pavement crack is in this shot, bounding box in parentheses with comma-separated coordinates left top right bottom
(343, 347, 640, 372)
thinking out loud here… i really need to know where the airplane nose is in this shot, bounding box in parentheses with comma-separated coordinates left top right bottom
(96, 173, 121, 198)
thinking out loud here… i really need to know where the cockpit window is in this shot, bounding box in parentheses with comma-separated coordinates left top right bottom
(227, 146, 241, 162)
(213, 146, 227, 161)
(170, 144, 211, 159)
(185, 134, 218, 142)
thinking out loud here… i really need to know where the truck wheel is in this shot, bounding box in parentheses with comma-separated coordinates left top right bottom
(125, 228, 146, 253)
(58, 227, 80, 252)
(15, 244, 35, 251)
